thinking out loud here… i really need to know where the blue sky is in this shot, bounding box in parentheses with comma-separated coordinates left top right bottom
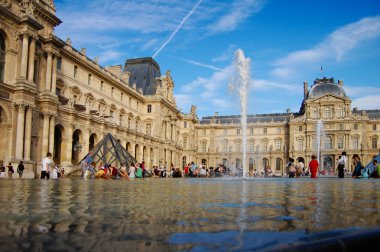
(54, 0, 380, 118)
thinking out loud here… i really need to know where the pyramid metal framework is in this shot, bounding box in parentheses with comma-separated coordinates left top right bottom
(82, 132, 137, 168)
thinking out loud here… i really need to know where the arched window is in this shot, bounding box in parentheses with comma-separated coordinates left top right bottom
(0, 31, 5, 82)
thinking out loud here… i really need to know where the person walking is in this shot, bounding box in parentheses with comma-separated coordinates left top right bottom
(0, 161, 5, 178)
(309, 155, 319, 178)
(17, 160, 25, 178)
(41, 152, 52, 179)
(337, 151, 347, 178)
(7, 162, 14, 179)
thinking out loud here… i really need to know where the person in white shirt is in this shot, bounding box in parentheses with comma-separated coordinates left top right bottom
(129, 162, 136, 178)
(41, 152, 52, 179)
(337, 151, 347, 178)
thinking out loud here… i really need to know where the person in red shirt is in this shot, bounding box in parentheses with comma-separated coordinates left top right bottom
(308, 155, 319, 178)
(184, 164, 189, 177)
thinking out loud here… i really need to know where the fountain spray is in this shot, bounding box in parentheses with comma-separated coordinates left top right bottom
(230, 49, 250, 179)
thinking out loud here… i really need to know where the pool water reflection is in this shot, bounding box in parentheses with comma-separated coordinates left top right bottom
(0, 178, 379, 251)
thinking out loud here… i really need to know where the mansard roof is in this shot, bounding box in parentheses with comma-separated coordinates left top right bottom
(308, 77, 346, 99)
(200, 113, 296, 125)
(124, 57, 161, 95)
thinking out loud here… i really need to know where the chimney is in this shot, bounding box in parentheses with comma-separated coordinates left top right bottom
(81, 48, 86, 55)
(286, 108, 290, 113)
(338, 80, 343, 86)
(214, 112, 219, 117)
(303, 81, 308, 99)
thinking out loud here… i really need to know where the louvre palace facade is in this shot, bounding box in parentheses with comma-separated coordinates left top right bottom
(0, 0, 379, 177)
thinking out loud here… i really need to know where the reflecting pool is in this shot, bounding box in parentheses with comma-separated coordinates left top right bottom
(0, 178, 380, 251)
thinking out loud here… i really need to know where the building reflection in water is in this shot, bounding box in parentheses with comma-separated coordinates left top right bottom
(0, 178, 379, 251)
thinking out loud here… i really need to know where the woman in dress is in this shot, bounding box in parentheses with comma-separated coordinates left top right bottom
(308, 155, 319, 178)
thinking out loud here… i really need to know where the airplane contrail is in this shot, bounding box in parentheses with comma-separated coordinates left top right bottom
(152, 0, 202, 59)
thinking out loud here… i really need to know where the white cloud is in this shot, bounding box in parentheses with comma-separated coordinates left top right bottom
(272, 16, 380, 79)
(209, 0, 265, 33)
(212, 44, 237, 62)
(152, 0, 203, 58)
(251, 79, 299, 92)
(352, 95, 380, 109)
(184, 59, 223, 71)
(140, 39, 159, 51)
(99, 50, 123, 64)
(344, 85, 380, 98)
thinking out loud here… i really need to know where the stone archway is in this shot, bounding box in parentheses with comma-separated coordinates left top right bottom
(53, 124, 64, 164)
(0, 104, 11, 162)
(134, 144, 139, 160)
(89, 133, 98, 151)
(72, 129, 82, 165)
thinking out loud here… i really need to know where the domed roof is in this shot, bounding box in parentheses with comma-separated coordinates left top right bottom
(308, 77, 346, 99)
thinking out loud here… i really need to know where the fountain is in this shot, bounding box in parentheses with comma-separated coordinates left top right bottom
(316, 119, 324, 173)
(229, 49, 251, 179)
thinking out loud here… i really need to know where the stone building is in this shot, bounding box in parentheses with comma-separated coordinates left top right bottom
(0, 1, 379, 178)
(0, 0, 198, 177)
(197, 77, 380, 175)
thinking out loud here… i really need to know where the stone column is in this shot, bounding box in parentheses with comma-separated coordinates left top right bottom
(83, 129, 90, 156)
(20, 34, 29, 79)
(45, 52, 52, 91)
(41, 113, 50, 159)
(15, 104, 26, 159)
(62, 125, 73, 166)
(27, 38, 36, 82)
(146, 148, 151, 169)
(23, 106, 33, 161)
(48, 115, 55, 154)
(51, 56, 57, 94)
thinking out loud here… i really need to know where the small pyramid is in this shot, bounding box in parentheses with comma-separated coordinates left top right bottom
(80, 132, 137, 169)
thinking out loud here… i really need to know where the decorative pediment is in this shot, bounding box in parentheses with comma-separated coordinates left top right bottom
(70, 86, 82, 95)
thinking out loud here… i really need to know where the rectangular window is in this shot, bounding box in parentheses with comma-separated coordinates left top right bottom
(372, 137, 378, 149)
(277, 128, 281, 134)
(202, 142, 207, 153)
(354, 124, 358, 130)
(249, 142, 254, 152)
(373, 124, 377, 131)
(297, 139, 303, 151)
(57, 57, 62, 71)
(183, 136, 187, 149)
(56, 88, 61, 96)
(100, 81, 104, 91)
(263, 142, 268, 151)
(184, 121, 187, 128)
(203, 129, 206, 135)
(74, 65, 78, 78)
(146, 123, 151, 136)
(236, 143, 241, 152)
(250, 128, 254, 134)
(224, 129, 227, 135)
(275, 140, 281, 150)
(299, 126, 302, 132)
(147, 104, 152, 113)
(111, 87, 114, 98)
(338, 137, 343, 149)
(237, 129, 240, 135)
(88, 74, 92, 85)
(121, 93, 123, 103)
(263, 128, 267, 134)
(353, 138, 359, 150)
